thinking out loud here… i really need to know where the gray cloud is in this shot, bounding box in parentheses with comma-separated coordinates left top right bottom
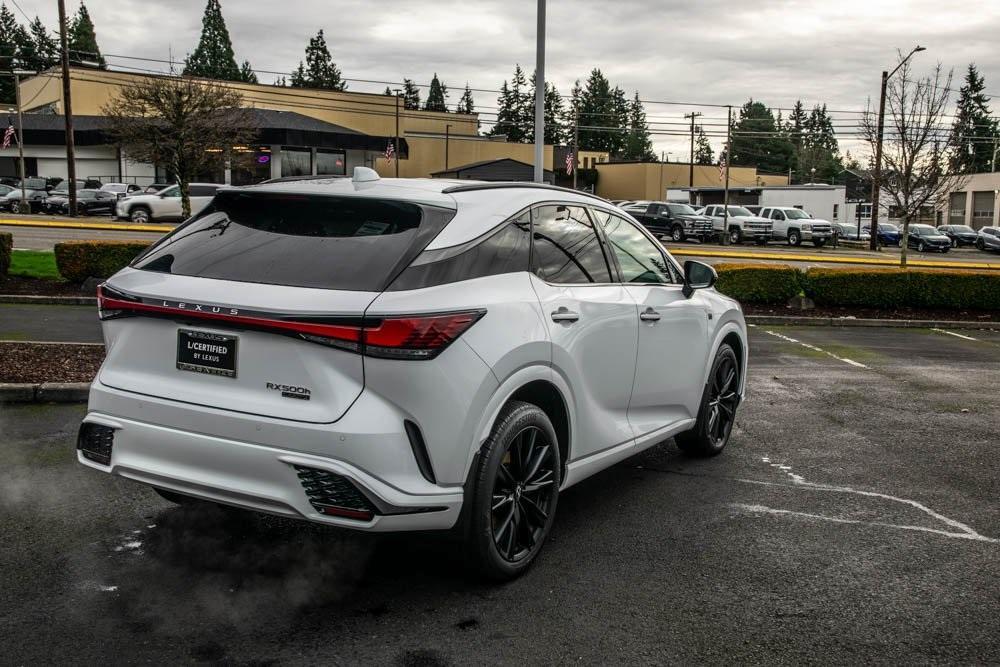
(16, 0, 1000, 157)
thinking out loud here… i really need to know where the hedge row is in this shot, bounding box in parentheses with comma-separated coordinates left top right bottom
(0, 232, 11, 277)
(54, 241, 151, 283)
(714, 263, 1000, 311)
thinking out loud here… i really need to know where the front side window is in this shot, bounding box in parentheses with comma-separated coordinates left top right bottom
(666, 204, 696, 216)
(784, 209, 810, 220)
(593, 210, 676, 285)
(531, 204, 611, 284)
(161, 186, 180, 198)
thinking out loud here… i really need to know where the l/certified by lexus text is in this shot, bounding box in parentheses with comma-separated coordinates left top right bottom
(79, 169, 747, 580)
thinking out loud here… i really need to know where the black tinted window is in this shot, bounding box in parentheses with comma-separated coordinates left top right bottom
(133, 191, 453, 291)
(388, 212, 530, 291)
(189, 185, 219, 197)
(593, 211, 677, 284)
(531, 205, 611, 284)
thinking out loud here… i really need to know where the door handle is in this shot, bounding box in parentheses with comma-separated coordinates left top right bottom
(639, 308, 661, 322)
(551, 307, 579, 323)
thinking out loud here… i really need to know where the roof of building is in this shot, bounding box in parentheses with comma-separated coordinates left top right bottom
(430, 157, 554, 176)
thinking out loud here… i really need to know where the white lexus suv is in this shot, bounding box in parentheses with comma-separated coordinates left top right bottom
(79, 169, 747, 580)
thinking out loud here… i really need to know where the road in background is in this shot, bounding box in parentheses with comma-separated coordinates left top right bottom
(2, 325, 998, 663)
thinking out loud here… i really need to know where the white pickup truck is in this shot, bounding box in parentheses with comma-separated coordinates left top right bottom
(758, 206, 833, 247)
(698, 204, 773, 245)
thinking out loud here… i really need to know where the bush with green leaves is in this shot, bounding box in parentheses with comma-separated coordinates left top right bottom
(54, 241, 151, 283)
(713, 263, 803, 304)
(0, 232, 11, 276)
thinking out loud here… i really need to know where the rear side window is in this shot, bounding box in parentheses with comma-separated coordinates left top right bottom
(531, 205, 612, 284)
(189, 185, 219, 197)
(133, 191, 453, 291)
(388, 211, 530, 291)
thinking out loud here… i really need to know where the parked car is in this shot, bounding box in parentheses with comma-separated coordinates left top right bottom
(976, 226, 1000, 251)
(864, 222, 901, 247)
(0, 183, 14, 199)
(100, 182, 145, 200)
(832, 222, 870, 242)
(115, 182, 222, 222)
(79, 171, 748, 581)
(906, 224, 951, 253)
(759, 206, 833, 247)
(623, 201, 714, 242)
(936, 224, 979, 247)
(49, 177, 103, 193)
(43, 188, 118, 215)
(698, 204, 773, 244)
(143, 182, 173, 194)
(1, 177, 50, 212)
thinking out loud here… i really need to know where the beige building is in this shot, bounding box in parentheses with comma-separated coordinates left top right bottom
(594, 161, 788, 201)
(940, 172, 1000, 229)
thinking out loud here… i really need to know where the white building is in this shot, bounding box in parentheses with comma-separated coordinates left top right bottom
(677, 184, 848, 223)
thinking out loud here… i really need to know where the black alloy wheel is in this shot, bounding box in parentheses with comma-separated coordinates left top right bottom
(671, 225, 685, 242)
(490, 425, 557, 563)
(676, 343, 740, 457)
(918, 240, 925, 252)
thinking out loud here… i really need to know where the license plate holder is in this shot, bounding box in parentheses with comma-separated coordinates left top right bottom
(176, 329, 238, 378)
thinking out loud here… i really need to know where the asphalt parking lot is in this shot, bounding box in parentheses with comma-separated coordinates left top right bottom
(2, 325, 998, 664)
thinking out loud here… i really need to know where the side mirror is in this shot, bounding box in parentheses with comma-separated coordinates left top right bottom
(682, 260, 717, 298)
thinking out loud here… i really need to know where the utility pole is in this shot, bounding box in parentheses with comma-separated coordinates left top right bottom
(445, 124, 451, 171)
(533, 0, 545, 183)
(57, 0, 78, 216)
(992, 136, 998, 172)
(393, 88, 401, 178)
(684, 112, 702, 187)
(572, 102, 579, 190)
(12, 73, 27, 209)
(722, 105, 732, 246)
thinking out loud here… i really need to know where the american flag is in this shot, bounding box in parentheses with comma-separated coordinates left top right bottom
(718, 148, 727, 182)
(565, 150, 575, 175)
(2, 119, 15, 150)
(384, 140, 395, 162)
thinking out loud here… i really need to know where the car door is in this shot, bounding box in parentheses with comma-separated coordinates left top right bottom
(153, 185, 182, 217)
(529, 203, 639, 460)
(592, 208, 711, 440)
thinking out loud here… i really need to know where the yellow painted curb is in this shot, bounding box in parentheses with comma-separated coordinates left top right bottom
(0, 218, 171, 233)
(667, 247, 1000, 271)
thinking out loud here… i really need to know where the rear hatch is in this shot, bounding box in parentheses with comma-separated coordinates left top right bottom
(98, 189, 453, 424)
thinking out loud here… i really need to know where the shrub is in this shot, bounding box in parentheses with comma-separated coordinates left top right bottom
(0, 232, 11, 276)
(713, 263, 802, 304)
(805, 267, 1000, 311)
(54, 241, 151, 283)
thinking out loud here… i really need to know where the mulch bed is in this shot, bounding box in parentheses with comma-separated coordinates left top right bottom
(0, 276, 85, 297)
(744, 303, 999, 323)
(0, 342, 104, 383)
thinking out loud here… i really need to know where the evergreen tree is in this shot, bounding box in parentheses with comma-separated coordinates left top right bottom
(0, 4, 25, 103)
(562, 80, 583, 145)
(423, 73, 448, 112)
(237, 59, 257, 83)
(786, 100, 807, 149)
(489, 80, 520, 140)
(796, 104, 841, 182)
(383, 86, 393, 96)
(489, 65, 533, 143)
(18, 17, 57, 73)
(527, 73, 565, 145)
(577, 68, 618, 153)
(274, 75, 287, 87)
(183, 0, 241, 81)
(948, 64, 998, 173)
(68, 2, 104, 67)
(694, 125, 714, 164)
(456, 84, 474, 114)
(729, 99, 794, 175)
(289, 30, 346, 90)
(622, 92, 654, 160)
(402, 78, 420, 110)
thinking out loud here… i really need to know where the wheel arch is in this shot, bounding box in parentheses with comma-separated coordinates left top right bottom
(702, 317, 748, 397)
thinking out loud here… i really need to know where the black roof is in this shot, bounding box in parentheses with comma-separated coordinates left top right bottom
(13, 110, 407, 155)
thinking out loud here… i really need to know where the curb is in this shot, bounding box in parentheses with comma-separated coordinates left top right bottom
(0, 294, 96, 305)
(0, 218, 172, 233)
(746, 315, 999, 330)
(0, 382, 90, 404)
(667, 247, 1000, 271)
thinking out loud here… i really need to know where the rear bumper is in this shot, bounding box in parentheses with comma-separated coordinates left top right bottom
(79, 382, 464, 531)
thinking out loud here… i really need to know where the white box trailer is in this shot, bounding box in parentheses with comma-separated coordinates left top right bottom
(755, 185, 847, 224)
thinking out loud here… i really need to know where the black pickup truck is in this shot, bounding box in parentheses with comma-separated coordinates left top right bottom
(621, 201, 714, 241)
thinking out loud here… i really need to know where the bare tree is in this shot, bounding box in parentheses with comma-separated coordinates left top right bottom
(860, 58, 968, 267)
(102, 76, 255, 217)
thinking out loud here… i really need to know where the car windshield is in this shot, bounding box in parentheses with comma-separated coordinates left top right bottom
(102, 184, 126, 192)
(726, 206, 753, 217)
(952, 225, 974, 233)
(16, 178, 47, 190)
(666, 204, 697, 215)
(911, 225, 935, 234)
(784, 209, 810, 220)
(879, 223, 898, 231)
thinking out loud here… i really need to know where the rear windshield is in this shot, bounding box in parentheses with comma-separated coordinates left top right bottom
(132, 191, 453, 291)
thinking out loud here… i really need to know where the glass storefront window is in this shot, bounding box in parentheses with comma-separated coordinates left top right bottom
(281, 148, 312, 177)
(316, 150, 346, 176)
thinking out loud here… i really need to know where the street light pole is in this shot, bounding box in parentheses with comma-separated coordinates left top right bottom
(572, 102, 579, 190)
(869, 45, 925, 251)
(13, 74, 27, 208)
(722, 105, 732, 245)
(684, 112, 702, 187)
(393, 88, 401, 178)
(533, 0, 545, 183)
(57, 0, 78, 217)
(445, 123, 451, 170)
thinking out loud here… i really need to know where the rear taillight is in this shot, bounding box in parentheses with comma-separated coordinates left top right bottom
(97, 285, 482, 360)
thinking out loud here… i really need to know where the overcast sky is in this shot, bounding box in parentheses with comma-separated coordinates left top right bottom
(14, 0, 1000, 159)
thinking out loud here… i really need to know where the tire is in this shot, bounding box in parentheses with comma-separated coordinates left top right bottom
(788, 230, 801, 246)
(951, 238, 957, 248)
(467, 401, 561, 581)
(977, 239, 985, 250)
(129, 206, 152, 223)
(671, 225, 685, 242)
(676, 344, 740, 458)
(918, 241, 925, 252)
(812, 239, 827, 248)
(729, 228, 742, 244)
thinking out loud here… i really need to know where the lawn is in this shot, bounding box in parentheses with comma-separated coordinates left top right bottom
(8, 250, 61, 280)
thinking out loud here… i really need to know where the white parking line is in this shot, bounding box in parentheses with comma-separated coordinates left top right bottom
(931, 328, 978, 342)
(763, 329, 869, 369)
